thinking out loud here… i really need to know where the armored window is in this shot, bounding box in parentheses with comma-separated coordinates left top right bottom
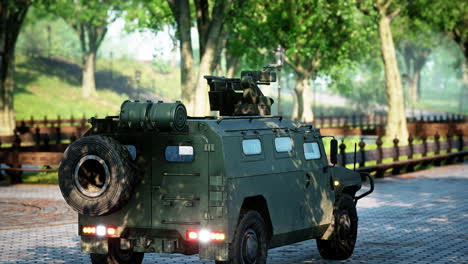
(165, 146, 194, 162)
(242, 139, 262, 155)
(275, 137, 293, 153)
(303, 142, 321, 160)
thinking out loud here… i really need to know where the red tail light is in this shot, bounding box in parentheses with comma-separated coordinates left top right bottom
(186, 229, 225, 242)
(107, 227, 117, 236)
(187, 230, 199, 241)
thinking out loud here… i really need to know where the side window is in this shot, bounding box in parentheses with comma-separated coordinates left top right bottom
(242, 139, 262, 155)
(275, 137, 293, 153)
(165, 146, 194, 162)
(303, 142, 321, 160)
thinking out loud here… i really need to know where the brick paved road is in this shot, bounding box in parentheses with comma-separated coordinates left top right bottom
(1, 164, 467, 264)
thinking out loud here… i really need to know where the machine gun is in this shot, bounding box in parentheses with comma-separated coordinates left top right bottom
(205, 67, 277, 116)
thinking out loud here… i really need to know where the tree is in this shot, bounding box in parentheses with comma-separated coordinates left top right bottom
(42, 0, 125, 98)
(330, 55, 387, 115)
(409, 0, 467, 113)
(0, 0, 31, 136)
(398, 40, 430, 105)
(133, 0, 229, 115)
(167, 0, 229, 116)
(190, 0, 229, 116)
(236, 0, 371, 122)
(16, 8, 82, 60)
(392, 4, 452, 108)
(166, 0, 196, 114)
(358, 0, 409, 143)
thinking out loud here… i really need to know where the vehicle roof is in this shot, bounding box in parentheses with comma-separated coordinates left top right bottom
(187, 116, 320, 136)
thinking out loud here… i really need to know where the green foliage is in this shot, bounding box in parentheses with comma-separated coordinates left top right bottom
(37, 0, 125, 27)
(231, 0, 374, 76)
(329, 56, 386, 111)
(36, 0, 131, 62)
(124, 0, 172, 32)
(418, 40, 467, 114)
(16, 7, 81, 60)
(152, 59, 171, 74)
(409, 0, 467, 53)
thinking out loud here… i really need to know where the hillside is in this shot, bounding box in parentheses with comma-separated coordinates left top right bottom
(13, 56, 180, 120)
(12, 55, 466, 122)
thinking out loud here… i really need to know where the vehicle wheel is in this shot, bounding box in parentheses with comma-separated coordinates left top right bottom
(316, 194, 358, 260)
(229, 210, 269, 264)
(90, 239, 144, 264)
(58, 135, 139, 216)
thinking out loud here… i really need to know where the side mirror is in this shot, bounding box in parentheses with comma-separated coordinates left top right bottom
(330, 139, 338, 165)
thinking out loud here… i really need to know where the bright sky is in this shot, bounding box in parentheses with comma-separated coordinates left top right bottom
(102, 18, 176, 61)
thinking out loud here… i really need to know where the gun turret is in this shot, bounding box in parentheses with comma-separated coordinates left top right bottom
(205, 68, 276, 116)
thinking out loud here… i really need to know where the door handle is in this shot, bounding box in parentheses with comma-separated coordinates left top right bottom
(305, 173, 311, 188)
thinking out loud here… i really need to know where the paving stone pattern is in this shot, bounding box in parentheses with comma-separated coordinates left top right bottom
(0, 164, 467, 264)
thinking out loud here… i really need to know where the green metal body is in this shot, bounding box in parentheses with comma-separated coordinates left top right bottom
(79, 115, 362, 261)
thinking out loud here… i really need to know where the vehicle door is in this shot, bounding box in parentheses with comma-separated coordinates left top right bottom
(299, 134, 335, 227)
(151, 134, 209, 227)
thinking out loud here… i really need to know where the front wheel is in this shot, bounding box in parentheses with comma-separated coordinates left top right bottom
(90, 238, 144, 264)
(316, 194, 358, 260)
(228, 210, 269, 264)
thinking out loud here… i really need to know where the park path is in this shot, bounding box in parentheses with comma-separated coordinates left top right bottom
(0, 163, 467, 264)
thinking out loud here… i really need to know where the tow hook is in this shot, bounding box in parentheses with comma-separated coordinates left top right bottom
(354, 173, 374, 204)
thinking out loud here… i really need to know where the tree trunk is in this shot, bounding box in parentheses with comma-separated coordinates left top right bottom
(212, 30, 226, 76)
(409, 69, 420, 105)
(194, 0, 209, 58)
(193, 39, 218, 116)
(292, 73, 314, 122)
(193, 0, 227, 116)
(0, 55, 14, 136)
(226, 55, 240, 78)
(408, 51, 428, 106)
(72, 22, 107, 99)
(379, 15, 408, 144)
(82, 51, 96, 98)
(0, 2, 30, 136)
(168, 0, 196, 114)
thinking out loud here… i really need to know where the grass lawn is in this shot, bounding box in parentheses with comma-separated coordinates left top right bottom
(14, 56, 180, 121)
(0, 171, 58, 185)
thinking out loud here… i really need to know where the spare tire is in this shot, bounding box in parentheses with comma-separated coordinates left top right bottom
(58, 135, 139, 216)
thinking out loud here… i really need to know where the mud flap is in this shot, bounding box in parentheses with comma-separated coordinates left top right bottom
(81, 236, 108, 254)
(199, 242, 229, 261)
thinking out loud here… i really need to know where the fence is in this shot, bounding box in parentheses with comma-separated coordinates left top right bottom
(314, 113, 467, 128)
(336, 132, 467, 177)
(0, 114, 467, 183)
(1, 131, 466, 183)
(2, 113, 466, 145)
(1, 116, 89, 146)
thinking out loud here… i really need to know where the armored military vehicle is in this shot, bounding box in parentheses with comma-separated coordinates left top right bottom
(58, 67, 373, 264)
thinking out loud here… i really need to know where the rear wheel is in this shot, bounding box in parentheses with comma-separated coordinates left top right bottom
(58, 135, 138, 216)
(316, 194, 358, 260)
(227, 210, 269, 264)
(90, 238, 144, 264)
